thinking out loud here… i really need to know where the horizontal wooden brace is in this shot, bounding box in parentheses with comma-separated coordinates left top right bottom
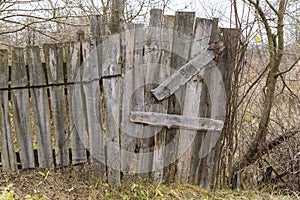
(130, 111, 224, 131)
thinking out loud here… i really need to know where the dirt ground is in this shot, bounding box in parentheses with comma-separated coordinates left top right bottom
(0, 169, 298, 200)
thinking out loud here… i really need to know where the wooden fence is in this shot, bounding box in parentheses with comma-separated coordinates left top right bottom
(0, 9, 239, 187)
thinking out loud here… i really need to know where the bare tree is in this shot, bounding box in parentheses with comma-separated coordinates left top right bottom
(228, 0, 300, 189)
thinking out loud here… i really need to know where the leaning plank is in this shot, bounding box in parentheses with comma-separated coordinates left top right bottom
(151, 50, 214, 101)
(43, 43, 69, 168)
(130, 111, 224, 131)
(0, 49, 16, 171)
(27, 46, 53, 168)
(65, 41, 87, 168)
(175, 18, 214, 183)
(11, 47, 35, 169)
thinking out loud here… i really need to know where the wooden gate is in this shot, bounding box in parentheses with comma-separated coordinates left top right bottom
(0, 9, 239, 188)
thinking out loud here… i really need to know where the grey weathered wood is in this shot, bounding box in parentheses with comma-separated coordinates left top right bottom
(130, 111, 223, 131)
(188, 74, 210, 185)
(65, 41, 87, 167)
(93, 15, 121, 184)
(197, 64, 225, 188)
(11, 47, 35, 169)
(27, 46, 53, 168)
(43, 43, 69, 167)
(151, 51, 214, 101)
(102, 33, 122, 77)
(164, 11, 195, 183)
(175, 18, 214, 183)
(103, 73, 122, 183)
(150, 14, 175, 181)
(82, 42, 106, 174)
(132, 24, 145, 176)
(99, 15, 122, 183)
(188, 18, 220, 185)
(139, 9, 164, 178)
(120, 23, 137, 176)
(0, 49, 16, 171)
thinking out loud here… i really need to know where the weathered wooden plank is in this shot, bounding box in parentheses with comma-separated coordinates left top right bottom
(150, 14, 175, 181)
(0, 49, 16, 171)
(188, 18, 220, 185)
(120, 23, 137, 176)
(82, 42, 106, 175)
(11, 47, 35, 169)
(27, 46, 53, 168)
(102, 30, 123, 183)
(130, 111, 223, 131)
(65, 41, 87, 167)
(102, 20, 122, 183)
(151, 51, 214, 101)
(188, 78, 210, 185)
(175, 18, 214, 183)
(43, 43, 69, 167)
(197, 64, 226, 188)
(91, 15, 121, 183)
(164, 11, 195, 183)
(132, 24, 145, 176)
(140, 8, 164, 178)
(102, 33, 122, 77)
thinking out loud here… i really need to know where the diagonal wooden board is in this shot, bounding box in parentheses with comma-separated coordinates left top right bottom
(151, 50, 215, 101)
(130, 111, 224, 131)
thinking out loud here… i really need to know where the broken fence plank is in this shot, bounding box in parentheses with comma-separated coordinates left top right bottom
(151, 51, 215, 101)
(130, 111, 224, 132)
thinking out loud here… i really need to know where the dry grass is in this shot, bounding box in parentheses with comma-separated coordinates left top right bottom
(0, 169, 298, 200)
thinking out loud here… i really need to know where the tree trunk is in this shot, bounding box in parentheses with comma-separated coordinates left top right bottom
(231, 0, 287, 188)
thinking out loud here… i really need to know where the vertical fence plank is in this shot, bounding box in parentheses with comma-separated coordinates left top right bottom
(121, 23, 138, 177)
(65, 41, 87, 168)
(132, 24, 145, 176)
(141, 9, 164, 178)
(150, 13, 175, 181)
(91, 15, 121, 183)
(0, 49, 16, 170)
(11, 47, 35, 169)
(102, 28, 122, 183)
(189, 20, 219, 187)
(27, 46, 53, 168)
(164, 11, 195, 182)
(175, 18, 214, 183)
(82, 42, 106, 175)
(44, 43, 69, 168)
